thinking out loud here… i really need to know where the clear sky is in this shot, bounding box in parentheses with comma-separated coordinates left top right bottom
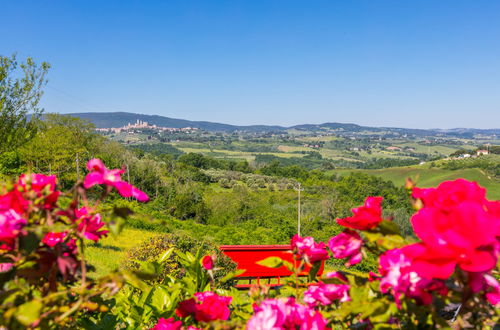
(2, 0, 500, 128)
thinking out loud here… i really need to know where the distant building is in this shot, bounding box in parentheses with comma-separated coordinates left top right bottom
(95, 119, 199, 134)
(476, 149, 489, 156)
(386, 146, 402, 151)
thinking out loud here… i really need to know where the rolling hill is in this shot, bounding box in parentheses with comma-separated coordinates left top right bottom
(65, 112, 500, 136)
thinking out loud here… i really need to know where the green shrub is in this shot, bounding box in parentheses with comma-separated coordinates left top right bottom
(123, 233, 237, 287)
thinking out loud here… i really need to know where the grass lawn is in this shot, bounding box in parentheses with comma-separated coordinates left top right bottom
(86, 228, 158, 278)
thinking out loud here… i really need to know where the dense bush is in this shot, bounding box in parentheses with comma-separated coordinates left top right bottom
(123, 233, 237, 286)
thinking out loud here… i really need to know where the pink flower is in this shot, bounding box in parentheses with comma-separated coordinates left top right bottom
(75, 207, 108, 241)
(18, 173, 60, 209)
(176, 291, 232, 322)
(467, 272, 500, 306)
(291, 235, 329, 264)
(151, 317, 182, 330)
(18, 173, 57, 192)
(325, 271, 348, 283)
(84, 158, 149, 202)
(42, 231, 67, 247)
(410, 179, 500, 279)
(328, 229, 363, 267)
(0, 263, 13, 273)
(0, 209, 27, 250)
(379, 247, 447, 308)
(303, 282, 350, 307)
(337, 196, 384, 230)
(246, 297, 327, 330)
(202, 255, 214, 270)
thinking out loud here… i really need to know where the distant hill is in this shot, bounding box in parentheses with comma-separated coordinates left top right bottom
(64, 112, 500, 136)
(67, 112, 285, 132)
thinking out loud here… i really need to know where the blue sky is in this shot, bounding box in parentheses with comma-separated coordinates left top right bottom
(2, 0, 500, 128)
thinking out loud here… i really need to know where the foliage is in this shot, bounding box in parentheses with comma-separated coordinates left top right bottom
(123, 233, 236, 286)
(1, 161, 499, 328)
(0, 159, 148, 328)
(0, 54, 50, 153)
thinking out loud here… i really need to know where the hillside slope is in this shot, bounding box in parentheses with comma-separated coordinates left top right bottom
(332, 167, 500, 200)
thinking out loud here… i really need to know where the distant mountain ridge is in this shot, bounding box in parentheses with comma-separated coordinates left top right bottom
(65, 112, 500, 136)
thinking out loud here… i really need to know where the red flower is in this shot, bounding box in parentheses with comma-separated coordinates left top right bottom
(151, 317, 182, 330)
(291, 235, 329, 264)
(176, 291, 232, 322)
(0, 190, 27, 250)
(18, 173, 60, 209)
(75, 207, 108, 242)
(328, 229, 363, 267)
(42, 231, 67, 247)
(409, 179, 500, 279)
(84, 159, 149, 202)
(18, 173, 57, 192)
(201, 255, 214, 270)
(337, 196, 384, 230)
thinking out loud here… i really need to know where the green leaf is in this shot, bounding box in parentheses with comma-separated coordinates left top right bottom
(256, 257, 285, 268)
(16, 300, 42, 326)
(308, 261, 322, 282)
(220, 269, 246, 283)
(149, 286, 171, 312)
(378, 220, 400, 235)
(158, 248, 174, 263)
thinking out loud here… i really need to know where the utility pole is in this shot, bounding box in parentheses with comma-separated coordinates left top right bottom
(76, 153, 80, 181)
(295, 182, 304, 236)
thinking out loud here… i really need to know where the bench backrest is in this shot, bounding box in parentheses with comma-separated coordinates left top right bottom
(220, 245, 324, 278)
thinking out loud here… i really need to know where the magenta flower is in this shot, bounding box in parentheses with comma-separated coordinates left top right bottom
(0, 209, 27, 250)
(467, 272, 500, 306)
(409, 179, 500, 279)
(176, 291, 232, 323)
(201, 255, 214, 270)
(75, 207, 108, 241)
(18, 173, 60, 209)
(337, 196, 384, 230)
(18, 173, 57, 192)
(328, 229, 363, 267)
(0, 263, 13, 273)
(151, 317, 182, 330)
(325, 271, 348, 283)
(378, 247, 447, 308)
(246, 297, 327, 330)
(303, 282, 350, 307)
(291, 235, 329, 264)
(42, 231, 67, 247)
(84, 158, 149, 202)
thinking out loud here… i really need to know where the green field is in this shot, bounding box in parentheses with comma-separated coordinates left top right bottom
(86, 228, 157, 278)
(331, 166, 500, 200)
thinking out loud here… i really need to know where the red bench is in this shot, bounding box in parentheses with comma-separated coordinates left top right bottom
(220, 245, 324, 289)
